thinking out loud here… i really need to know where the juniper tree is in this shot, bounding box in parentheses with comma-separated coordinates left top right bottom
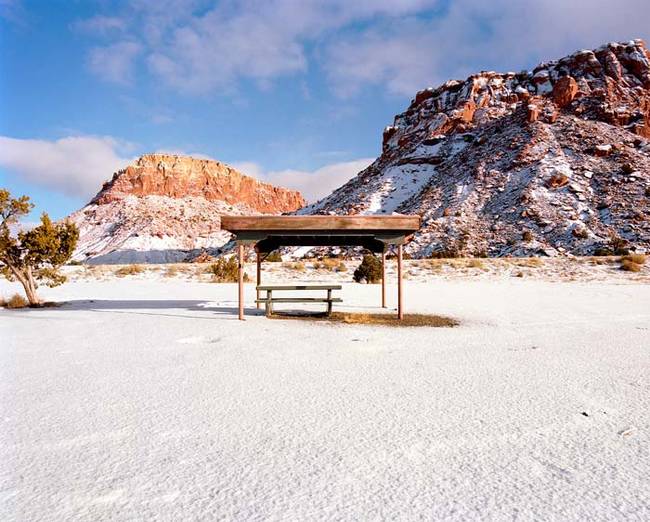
(353, 253, 383, 284)
(0, 189, 79, 305)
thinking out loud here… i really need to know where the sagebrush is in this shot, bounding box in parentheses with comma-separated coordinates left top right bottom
(209, 257, 239, 282)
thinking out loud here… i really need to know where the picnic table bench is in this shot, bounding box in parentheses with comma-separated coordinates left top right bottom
(256, 285, 342, 317)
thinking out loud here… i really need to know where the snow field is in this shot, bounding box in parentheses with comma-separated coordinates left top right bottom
(1, 279, 649, 520)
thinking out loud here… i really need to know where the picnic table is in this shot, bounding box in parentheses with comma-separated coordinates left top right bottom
(256, 285, 342, 317)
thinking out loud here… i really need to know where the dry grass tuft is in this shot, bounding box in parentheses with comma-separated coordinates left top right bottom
(265, 251, 283, 262)
(164, 266, 179, 278)
(621, 254, 646, 265)
(523, 258, 544, 268)
(620, 259, 642, 272)
(619, 254, 646, 272)
(270, 311, 459, 327)
(282, 261, 306, 271)
(115, 264, 145, 277)
(2, 293, 29, 309)
(467, 259, 485, 269)
(313, 258, 345, 272)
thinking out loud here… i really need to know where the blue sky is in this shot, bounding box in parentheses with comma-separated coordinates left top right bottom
(1, 0, 648, 220)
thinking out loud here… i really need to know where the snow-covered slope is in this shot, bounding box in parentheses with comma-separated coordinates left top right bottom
(303, 40, 650, 257)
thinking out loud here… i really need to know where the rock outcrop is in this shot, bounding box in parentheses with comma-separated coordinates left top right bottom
(69, 154, 305, 263)
(303, 39, 650, 257)
(94, 154, 305, 213)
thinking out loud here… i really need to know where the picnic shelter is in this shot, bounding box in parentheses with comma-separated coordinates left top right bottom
(220, 215, 421, 320)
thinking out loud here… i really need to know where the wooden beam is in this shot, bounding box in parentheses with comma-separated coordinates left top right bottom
(238, 244, 244, 320)
(397, 244, 403, 320)
(381, 249, 387, 308)
(221, 215, 420, 232)
(256, 249, 262, 309)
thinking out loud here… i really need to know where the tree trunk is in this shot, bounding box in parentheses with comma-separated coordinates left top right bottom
(9, 265, 41, 306)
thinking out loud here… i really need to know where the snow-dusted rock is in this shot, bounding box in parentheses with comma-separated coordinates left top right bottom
(302, 39, 650, 257)
(69, 154, 305, 263)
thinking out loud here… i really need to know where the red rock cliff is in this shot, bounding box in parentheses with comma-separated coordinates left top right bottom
(93, 154, 305, 213)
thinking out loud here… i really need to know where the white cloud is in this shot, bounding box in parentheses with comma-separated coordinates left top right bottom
(0, 135, 368, 204)
(78, 0, 439, 92)
(0, 135, 133, 199)
(87, 41, 142, 85)
(326, 0, 650, 96)
(233, 158, 374, 203)
(76, 0, 650, 97)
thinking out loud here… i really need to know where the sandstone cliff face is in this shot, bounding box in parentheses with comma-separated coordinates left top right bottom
(303, 39, 650, 257)
(94, 154, 305, 213)
(70, 154, 305, 263)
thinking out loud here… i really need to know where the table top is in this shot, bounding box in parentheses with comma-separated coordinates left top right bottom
(256, 285, 342, 291)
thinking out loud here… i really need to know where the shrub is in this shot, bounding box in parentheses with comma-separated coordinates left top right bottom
(115, 264, 145, 277)
(164, 266, 179, 278)
(2, 293, 29, 309)
(265, 251, 282, 262)
(467, 259, 485, 269)
(522, 230, 533, 242)
(609, 234, 630, 256)
(316, 257, 341, 271)
(353, 254, 383, 283)
(282, 261, 305, 271)
(429, 248, 461, 259)
(620, 259, 642, 272)
(621, 254, 646, 265)
(546, 173, 569, 188)
(523, 258, 543, 268)
(337, 261, 347, 272)
(209, 257, 239, 282)
(621, 162, 635, 175)
(593, 246, 613, 256)
(572, 227, 589, 239)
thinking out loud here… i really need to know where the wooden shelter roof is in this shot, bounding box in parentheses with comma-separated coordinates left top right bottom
(220, 215, 421, 253)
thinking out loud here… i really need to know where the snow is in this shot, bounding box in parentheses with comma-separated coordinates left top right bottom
(1, 277, 650, 520)
(362, 163, 437, 214)
(69, 195, 241, 264)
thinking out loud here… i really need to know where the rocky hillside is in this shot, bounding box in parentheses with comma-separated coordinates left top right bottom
(303, 39, 650, 257)
(69, 154, 305, 263)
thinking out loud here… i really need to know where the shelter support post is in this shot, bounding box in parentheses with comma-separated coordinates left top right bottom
(381, 249, 387, 308)
(238, 244, 244, 320)
(256, 248, 262, 309)
(397, 244, 403, 320)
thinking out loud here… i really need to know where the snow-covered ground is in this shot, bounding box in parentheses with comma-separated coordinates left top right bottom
(1, 278, 649, 520)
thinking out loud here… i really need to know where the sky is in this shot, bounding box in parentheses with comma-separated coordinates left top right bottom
(1, 0, 649, 220)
